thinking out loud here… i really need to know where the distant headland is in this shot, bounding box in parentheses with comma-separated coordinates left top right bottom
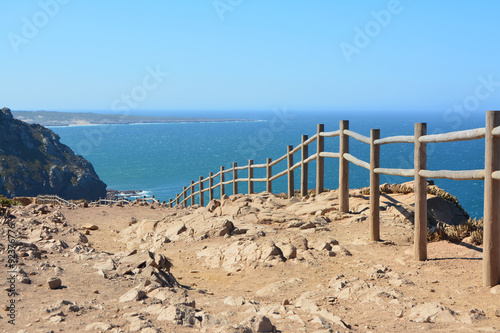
(12, 110, 250, 127)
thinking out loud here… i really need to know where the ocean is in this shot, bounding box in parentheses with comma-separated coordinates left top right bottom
(50, 110, 487, 219)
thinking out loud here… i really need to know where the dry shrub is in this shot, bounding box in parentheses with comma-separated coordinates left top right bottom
(428, 218, 483, 245)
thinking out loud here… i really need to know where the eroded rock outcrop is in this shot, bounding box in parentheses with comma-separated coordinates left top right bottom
(0, 107, 107, 200)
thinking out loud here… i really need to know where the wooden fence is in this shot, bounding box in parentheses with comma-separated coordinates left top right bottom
(36, 195, 77, 207)
(168, 111, 500, 287)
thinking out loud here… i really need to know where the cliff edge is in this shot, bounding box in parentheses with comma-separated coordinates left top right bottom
(0, 107, 107, 200)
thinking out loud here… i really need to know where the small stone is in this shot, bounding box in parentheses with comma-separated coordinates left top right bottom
(82, 224, 99, 230)
(47, 277, 62, 290)
(282, 299, 290, 306)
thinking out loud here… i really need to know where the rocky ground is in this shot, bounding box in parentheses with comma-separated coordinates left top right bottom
(1, 187, 499, 333)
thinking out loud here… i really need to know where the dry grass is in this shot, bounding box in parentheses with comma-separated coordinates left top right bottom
(428, 218, 484, 245)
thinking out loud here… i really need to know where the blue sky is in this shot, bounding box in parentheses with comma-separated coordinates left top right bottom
(1, 1, 499, 115)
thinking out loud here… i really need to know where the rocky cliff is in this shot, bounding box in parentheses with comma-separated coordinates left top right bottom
(0, 107, 107, 200)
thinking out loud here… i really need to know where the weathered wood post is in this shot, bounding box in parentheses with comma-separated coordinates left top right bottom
(220, 166, 225, 198)
(370, 129, 380, 241)
(484, 111, 500, 287)
(301, 135, 309, 197)
(168, 199, 172, 208)
(190, 181, 195, 206)
(287, 145, 294, 198)
(248, 160, 254, 194)
(266, 158, 272, 193)
(182, 187, 187, 208)
(209, 172, 214, 202)
(199, 176, 204, 207)
(414, 123, 427, 261)
(316, 124, 324, 195)
(175, 194, 179, 206)
(339, 120, 349, 213)
(232, 162, 238, 195)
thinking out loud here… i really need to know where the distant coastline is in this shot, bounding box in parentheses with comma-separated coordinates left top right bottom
(12, 110, 251, 127)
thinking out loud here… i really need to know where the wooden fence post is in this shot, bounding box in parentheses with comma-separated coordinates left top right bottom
(168, 199, 172, 208)
(175, 194, 179, 206)
(339, 120, 349, 213)
(266, 158, 272, 193)
(220, 166, 225, 198)
(199, 176, 204, 207)
(484, 110, 500, 287)
(190, 181, 195, 206)
(414, 123, 427, 261)
(209, 172, 214, 202)
(370, 129, 380, 241)
(316, 124, 324, 195)
(301, 135, 308, 197)
(287, 145, 294, 198)
(233, 162, 238, 195)
(248, 160, 254, 194)
(182, 187, 187, 208)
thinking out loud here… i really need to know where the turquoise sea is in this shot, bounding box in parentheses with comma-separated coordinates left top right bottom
(50, 110, 487, 219)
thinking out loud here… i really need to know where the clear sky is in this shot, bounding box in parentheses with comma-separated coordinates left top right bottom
(1, 0, 499, 114)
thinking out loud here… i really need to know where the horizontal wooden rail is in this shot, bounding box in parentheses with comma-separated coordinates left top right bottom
(420, 128, 485, 143)
(344, 130, 370, 144)
(419, 169, 485, 180)
(320, 130, 340, 137)
(270, 154, 287, 167)
(290, 161, 302, 172)
(492, 171, 500, 180)
(269, 169, 288, 181)
(290, 144, 302, 155)
(303, 153, 317, 164)
(252, 178, 267, 182)
(234, 166, 248, 171)
(303, 134, 318, 146)
(235, 178, 249, 182)
(251, 163, 266, 169)
(374, 135, 414, 145)
(374, 167, 415, 177)
(344, 153, 370, 170)
(319, 152, 340, 158)
(492, 126, 500, 137)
